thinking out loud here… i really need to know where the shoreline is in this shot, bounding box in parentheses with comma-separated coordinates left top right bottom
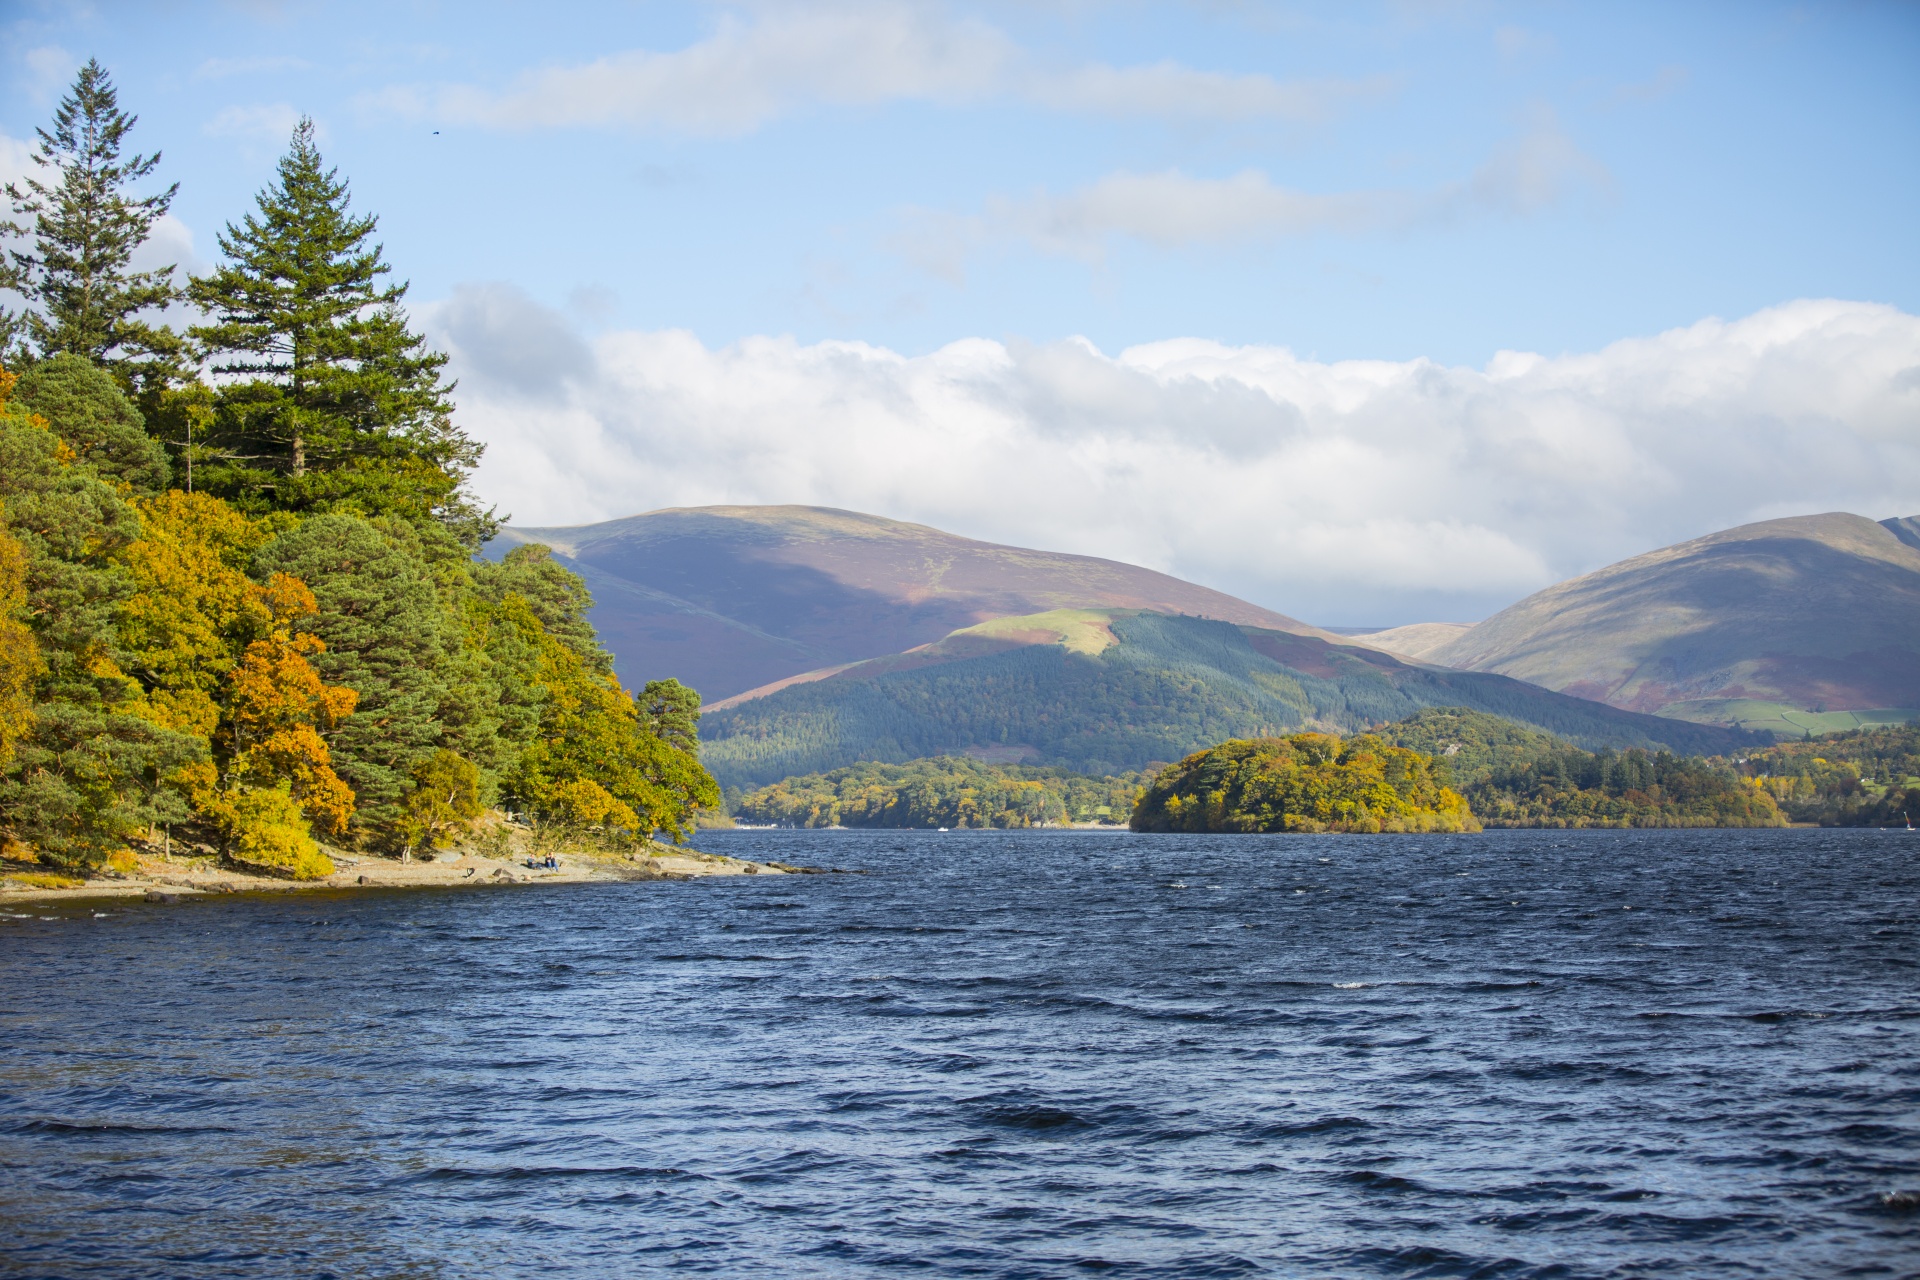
(0, 843, 811, 907)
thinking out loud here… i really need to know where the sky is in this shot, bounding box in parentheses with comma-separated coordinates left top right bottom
(3, 0, 1918, 625)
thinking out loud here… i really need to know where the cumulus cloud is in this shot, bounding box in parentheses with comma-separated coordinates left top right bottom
(364, 2, 1385, 136)
(423, 292, 1920, 624)
(904, 108, 1603, 265)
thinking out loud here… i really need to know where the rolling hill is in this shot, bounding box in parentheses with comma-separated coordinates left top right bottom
(490, 506, 1330, 701)
(700, 608, 1757, 790)
(1423, 513, 1920, 734)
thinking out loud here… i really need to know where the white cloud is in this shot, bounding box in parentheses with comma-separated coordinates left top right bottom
(204, 102, 307, 143)
(364, 2, 1385, 136)
(425, 293, 1920, 624)
(0, 129, 34, 188)
(906, 108, 1604, 264)
(21, 46, 76, 106)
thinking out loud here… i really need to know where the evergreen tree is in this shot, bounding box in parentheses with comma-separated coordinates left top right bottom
(1, 60, 184, 390)
(12, 354, 169, 492)
(188, 120, 491, 543)
(252, 513, 461, 845)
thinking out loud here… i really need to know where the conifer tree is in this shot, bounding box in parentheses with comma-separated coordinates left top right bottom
(189, 120, 490, 542)
(1, 60, 184, 390)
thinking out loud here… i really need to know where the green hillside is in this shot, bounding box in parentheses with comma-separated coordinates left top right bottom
(701, 611, 1757, 789)
(735, 757, 1147, 829)
(1379, 709, 1783, 828)
(1737, 725, 1920, 826)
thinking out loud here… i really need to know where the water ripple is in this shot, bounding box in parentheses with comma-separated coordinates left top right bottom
(1, 828, 1916, 1278)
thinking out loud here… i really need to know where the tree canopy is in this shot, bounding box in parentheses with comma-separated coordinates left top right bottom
(188, 118, 490, 543)
(0, 69, 720, 878)
(1, 59, 184, 390)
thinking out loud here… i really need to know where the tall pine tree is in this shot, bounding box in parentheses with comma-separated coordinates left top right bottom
(1, 59, 185, 391)
(189, 119, 492, 544)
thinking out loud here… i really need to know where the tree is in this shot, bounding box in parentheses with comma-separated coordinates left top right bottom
(188, 119, 491, 542)
(0, 367, 204, 868)
(252, 513, 463, 845)
(1, 59, 184, 390)
(639, 678, 703, 756)
(12, 354, 168, 492)
(0, 507, 43, 767)
(398, 748, 482, 855)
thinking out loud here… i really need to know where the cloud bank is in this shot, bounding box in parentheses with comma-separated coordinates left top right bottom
(429, 295, 1920, 625)
(368, 2, 1386, 136)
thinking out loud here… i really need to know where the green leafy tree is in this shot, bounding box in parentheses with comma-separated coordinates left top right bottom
(187, 119, 490, 542)
(1, 59, 184, 389)
(399, 748, 482, 855)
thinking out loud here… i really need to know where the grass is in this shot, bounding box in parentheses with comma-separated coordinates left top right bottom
(6, 872, 86, 889)
(1659, 699, 1919, 739)
(947, 609, 1118, 656)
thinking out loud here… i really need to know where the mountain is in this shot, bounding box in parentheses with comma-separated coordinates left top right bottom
(700, 608, 1756, 790)
(490, 505, 1329, 701)
(1425, 513, 1920, 735)
(1351, 622, 1472, 661)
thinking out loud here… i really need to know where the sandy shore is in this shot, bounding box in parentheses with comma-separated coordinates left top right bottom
(0, 842, 818, 906)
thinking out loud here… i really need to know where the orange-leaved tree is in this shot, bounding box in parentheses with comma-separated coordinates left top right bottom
(0, 505, 43, 766)
(219, 572, 358, 835)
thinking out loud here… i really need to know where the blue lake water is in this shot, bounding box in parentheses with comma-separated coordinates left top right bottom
(1, 828, 1916, 1278)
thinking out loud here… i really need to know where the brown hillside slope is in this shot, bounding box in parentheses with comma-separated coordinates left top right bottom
(1353, 622, 1473, 662)
(1427, 513, 1920, 718)
(493, 506, 1328, 700)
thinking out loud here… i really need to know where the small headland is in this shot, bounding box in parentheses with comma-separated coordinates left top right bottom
(0, 819, 819, 906)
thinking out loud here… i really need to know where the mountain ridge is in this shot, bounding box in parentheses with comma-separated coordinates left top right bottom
(700, 607, 1757, 789)
(1423, 512, 1920, 727)
(492, 505, 1334, 701)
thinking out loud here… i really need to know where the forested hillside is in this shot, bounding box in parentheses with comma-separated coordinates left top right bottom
(735, 757, 1148, 829)
(1733, 726, 1920, 826)
(0, 65, 715, 879)
(1381, 708, 1783, 828)
(702, 610, 1756, 789)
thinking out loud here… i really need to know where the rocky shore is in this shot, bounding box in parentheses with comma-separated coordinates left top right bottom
(0, 841, 813, 906)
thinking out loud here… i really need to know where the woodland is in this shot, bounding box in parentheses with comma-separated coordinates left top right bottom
(1735, 726, 1920, 827)
(0, 63, 717, 880)
(1129, 732, 1481, 834)
(1382, 709, 1787, 829)
(733, 757, 1151, 830)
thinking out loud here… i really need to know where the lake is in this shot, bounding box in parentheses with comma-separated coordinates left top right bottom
(2, 828, 1915, 1278)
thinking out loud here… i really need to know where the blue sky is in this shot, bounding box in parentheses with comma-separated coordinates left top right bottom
(4, 1, 1918, 624)
(8, 0, 1915, 362)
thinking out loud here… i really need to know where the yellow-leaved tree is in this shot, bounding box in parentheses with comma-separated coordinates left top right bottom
(194, 573, 358, 877)
(118, 489, 285, 737)
(0, 505, 43, 767)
